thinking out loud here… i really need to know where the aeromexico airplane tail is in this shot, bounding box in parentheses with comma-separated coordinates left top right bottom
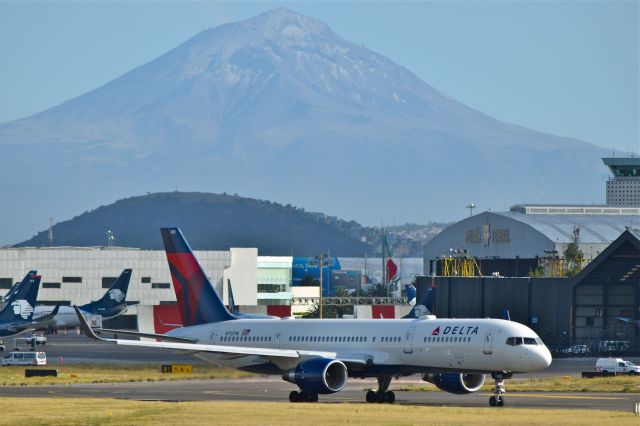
(79, 269, 133, 318)
(161, 228, 235, 326)
(0, 271, 40, 323)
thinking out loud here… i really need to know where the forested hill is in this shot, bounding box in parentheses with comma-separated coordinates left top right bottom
(15, 192, 444, 256)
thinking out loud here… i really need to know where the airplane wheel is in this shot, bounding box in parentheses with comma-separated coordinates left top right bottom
(489, 396, 496, 407)
(308, 393, 319, 403)
(385, 391, 395, 404)
(497, 396, 504, 407)
(289, 391, 300, 403)
(366, 390, 377, 403)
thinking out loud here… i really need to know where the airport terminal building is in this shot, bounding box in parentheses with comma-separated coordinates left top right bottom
(0, 246, 421, 328)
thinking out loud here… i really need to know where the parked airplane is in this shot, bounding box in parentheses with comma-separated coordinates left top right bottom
(77, 228, 551, 406)
(33, 269, 133, 329)
(0, 271, 59, 337)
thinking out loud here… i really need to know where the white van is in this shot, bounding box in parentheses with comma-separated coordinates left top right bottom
(595, 358, 640, 374)
(1, 351, 47, 366)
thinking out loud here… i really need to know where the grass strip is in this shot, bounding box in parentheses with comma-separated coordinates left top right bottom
(394, 375, 640, 393)
(0, 399, 638, 425)
(0, 363, 253, 386)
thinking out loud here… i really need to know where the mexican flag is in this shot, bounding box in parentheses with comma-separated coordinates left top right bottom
(383, 230, 398, 284)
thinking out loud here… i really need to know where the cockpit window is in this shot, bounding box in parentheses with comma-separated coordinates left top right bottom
(535, 338, 543, 345)
(506, 337, 537, 346)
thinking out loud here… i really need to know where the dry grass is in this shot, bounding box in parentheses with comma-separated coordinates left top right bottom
(0, 363, 253, 386)
(0, 399, 638, 425)
(396, 375, 640, 393)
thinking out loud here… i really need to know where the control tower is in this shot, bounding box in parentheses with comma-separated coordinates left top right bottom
(603, 157, 640, 206)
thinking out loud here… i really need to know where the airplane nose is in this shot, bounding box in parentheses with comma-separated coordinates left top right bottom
(531, 347, 552, 370)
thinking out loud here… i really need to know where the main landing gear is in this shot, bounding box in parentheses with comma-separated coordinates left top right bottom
(366, 377, 395, 404)
(289, 390, 319, 403)
(488, 372, 512, 407)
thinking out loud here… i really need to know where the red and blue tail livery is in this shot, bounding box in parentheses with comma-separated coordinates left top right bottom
(161, 228, 234, 326)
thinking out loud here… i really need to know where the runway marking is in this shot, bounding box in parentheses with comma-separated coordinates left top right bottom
(480, 393, 625, 400)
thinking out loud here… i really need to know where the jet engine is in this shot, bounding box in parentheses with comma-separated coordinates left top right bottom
(423, 373, 485, 394)
(283, 358, 348, 394)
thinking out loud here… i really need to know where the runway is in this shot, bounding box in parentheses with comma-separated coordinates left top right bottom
(0, 378, 638, 411)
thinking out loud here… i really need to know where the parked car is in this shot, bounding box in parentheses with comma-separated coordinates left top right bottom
(595, 358, 639, 375)
(1, 351, 47, 366)
(561, 345, 591, 356)
(598, 340, 631, 355)
(28, 334, 47, 346)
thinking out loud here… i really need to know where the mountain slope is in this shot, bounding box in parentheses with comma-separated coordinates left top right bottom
(0, 8, 608, 245)
(16, 192, 369, 255)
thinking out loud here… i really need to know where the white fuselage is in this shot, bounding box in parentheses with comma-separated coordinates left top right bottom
(165, 317, 551, 375)
(33, 306, 87, 329)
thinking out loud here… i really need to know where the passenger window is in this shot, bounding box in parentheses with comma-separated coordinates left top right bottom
(619, 362, 626, 367)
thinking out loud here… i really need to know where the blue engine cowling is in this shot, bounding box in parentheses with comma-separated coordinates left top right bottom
(423, 373, 485, 394)
(283, 358, 348, 394)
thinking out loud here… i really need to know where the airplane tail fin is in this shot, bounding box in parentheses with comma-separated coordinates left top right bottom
(0, 271, 40, 322)
(161, 228, 234, 326)
(406, 285, 417, 306)
(503, 308, 511, 321)
(227, 279, 238, 314)
(80, 269, 132, 315)
(403, 285, 437, 319)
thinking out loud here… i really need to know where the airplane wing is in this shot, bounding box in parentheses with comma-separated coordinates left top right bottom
(96, 328, 196, 343)
(75, 306, 369, 365)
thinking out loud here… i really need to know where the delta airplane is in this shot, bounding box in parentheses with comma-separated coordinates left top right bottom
(0, 271, 59, 337)
(76, 228, 551, 407)
(34, 269, 133, 330)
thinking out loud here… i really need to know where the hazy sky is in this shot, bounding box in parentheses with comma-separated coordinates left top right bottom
(0, 1, 638, 153)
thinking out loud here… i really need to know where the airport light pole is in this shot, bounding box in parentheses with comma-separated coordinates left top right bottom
(311, 253, 329, 319)
(466, 203, 476, 217)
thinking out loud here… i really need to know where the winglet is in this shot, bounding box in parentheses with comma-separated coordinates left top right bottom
(74, 306, 110, 342)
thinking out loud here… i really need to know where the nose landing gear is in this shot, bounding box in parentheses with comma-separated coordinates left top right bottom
(489, 372, 511, 407)
(366, 377, 395, 404)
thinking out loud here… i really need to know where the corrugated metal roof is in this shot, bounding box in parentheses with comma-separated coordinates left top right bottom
(495, 212, 639, 244)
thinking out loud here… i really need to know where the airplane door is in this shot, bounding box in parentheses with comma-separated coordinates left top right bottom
(209, 326, 220, 344)
(404, 326, 416, 354)
(274, 333, 281, 349)
(483, 329, 495, 355)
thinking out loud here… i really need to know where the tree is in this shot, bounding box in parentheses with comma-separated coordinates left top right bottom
(365, 282, 390, 297)
(299, 273, 319, 286)
(564, 226, 584, 277)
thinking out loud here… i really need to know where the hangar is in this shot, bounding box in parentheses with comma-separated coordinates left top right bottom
(423, 205, 639, 276)
(418, 229, 640, 353)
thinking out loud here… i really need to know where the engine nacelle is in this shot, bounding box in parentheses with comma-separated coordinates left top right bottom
(423, 373, 485, 394)
(283, 358, 348, 394)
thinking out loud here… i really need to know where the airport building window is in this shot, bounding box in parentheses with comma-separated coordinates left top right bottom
(63, 276, 82, 283)
(141, 277, 151, 283)
(152, 283, 171, 289)
(43, 282, 61, 289)
(102, 277, 117, 288)
(0, 278, 12, 289)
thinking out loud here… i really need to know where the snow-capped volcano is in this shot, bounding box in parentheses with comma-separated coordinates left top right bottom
(0, 8, 607, 243)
